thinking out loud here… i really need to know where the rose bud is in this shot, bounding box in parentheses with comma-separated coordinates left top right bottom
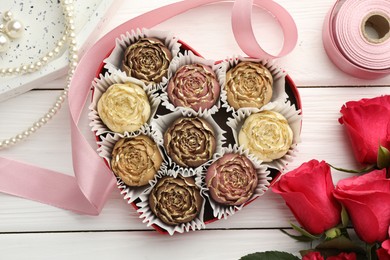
(206, 153, 258, 206)
(97, 83, 151, 133)
(111, 135, 163, 187)
(333, 169, 390, 244)
(339, 95, 390, 165)
(167, 63, 220, 111)
(149, 176, 203, 226)
(122, 37, 172, 84)
(225, 61, 273, 110)
(164, 117, 216, 168)
(272, 160, 341, 235)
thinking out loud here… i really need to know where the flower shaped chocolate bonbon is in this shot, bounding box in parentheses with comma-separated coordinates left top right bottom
(97, 82, 151, 133)
(91, 29, 302, 234)
(206, 153, 258, 206)
(225, 61, 273, 110)
(167, 63, 220, 111)
(238, 110, 293, 162)
(149, 175, 203, 226)
(122, 37, 173, 84)
(111, 135, 163, 187)
(164, 117, 217, 168)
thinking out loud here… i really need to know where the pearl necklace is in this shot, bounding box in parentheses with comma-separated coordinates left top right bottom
(0, 0, 78, 149)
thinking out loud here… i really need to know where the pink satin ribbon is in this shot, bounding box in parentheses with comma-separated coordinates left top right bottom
(323, 0, 390, 79)
(0, 0, 297, 215)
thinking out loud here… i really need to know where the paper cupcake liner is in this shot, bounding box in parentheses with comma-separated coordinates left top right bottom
(89, 72, 160, 136)
(226, 100, 302, 172)
(136, 168, 206, 235)
(151, 109, 226, 172)
(96, 125, 166, 203)
(103, 28, 181, 91)
(220, 56, 289, 113)
(159, 51, 224, 116)
(197, 144, 271, 219)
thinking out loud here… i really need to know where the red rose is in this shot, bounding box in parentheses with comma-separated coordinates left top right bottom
(333, 169, 390, 243)
(272, 160, 341, 235)
(339, 95, 390, 165)
(377, 227, 390, 260)
(302, 252, 324, 260)
(327, 252, 356, 260)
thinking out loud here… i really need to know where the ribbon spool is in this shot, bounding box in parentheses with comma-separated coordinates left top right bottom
(323, 0, 390, 79)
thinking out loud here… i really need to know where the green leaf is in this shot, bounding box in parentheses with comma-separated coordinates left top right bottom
(341, 205, 349, 228)
(290, 223, 322, 240)
(377, 146, 390, 169)
(280, 229, 314, 242)
(328, 163, 376, 174)
(240, 251, 300, 260)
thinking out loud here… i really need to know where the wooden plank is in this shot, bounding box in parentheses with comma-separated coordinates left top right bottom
(0, 229, 309, 260)
(0, 87, 388, 232)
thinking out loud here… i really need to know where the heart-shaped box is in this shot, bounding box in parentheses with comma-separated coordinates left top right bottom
(89, 28, 302, 235)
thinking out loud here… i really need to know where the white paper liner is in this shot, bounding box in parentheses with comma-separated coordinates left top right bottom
(136, 168, 206, 235)
(96, 125, 166, 203)
(159, 51, 224, 116)
(227, 101, 302, 173)
(220, 56, 289, 113)
(103, 28, 181, 91)
(197, 144, 271, 220)
(89, 72, 160, 136)
(151, 109, 226, 172)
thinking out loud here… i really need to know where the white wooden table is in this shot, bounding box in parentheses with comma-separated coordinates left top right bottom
(0, 1, 389, 259)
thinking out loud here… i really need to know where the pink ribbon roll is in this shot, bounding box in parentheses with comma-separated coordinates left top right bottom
(0, 0, 297, 215)
(323, 0, 390, 79)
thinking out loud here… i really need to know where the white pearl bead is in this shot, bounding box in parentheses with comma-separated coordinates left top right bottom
(28, 64, 35, 72)
(34, 122, 42, 128)
(35, 61, 42, 68)
(54, 102, 62, 108)
(50, 108, 58, 114)
(0, 32, 9, 52)
(2, 11, 13, 21)
(5, 19, 24, 39)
